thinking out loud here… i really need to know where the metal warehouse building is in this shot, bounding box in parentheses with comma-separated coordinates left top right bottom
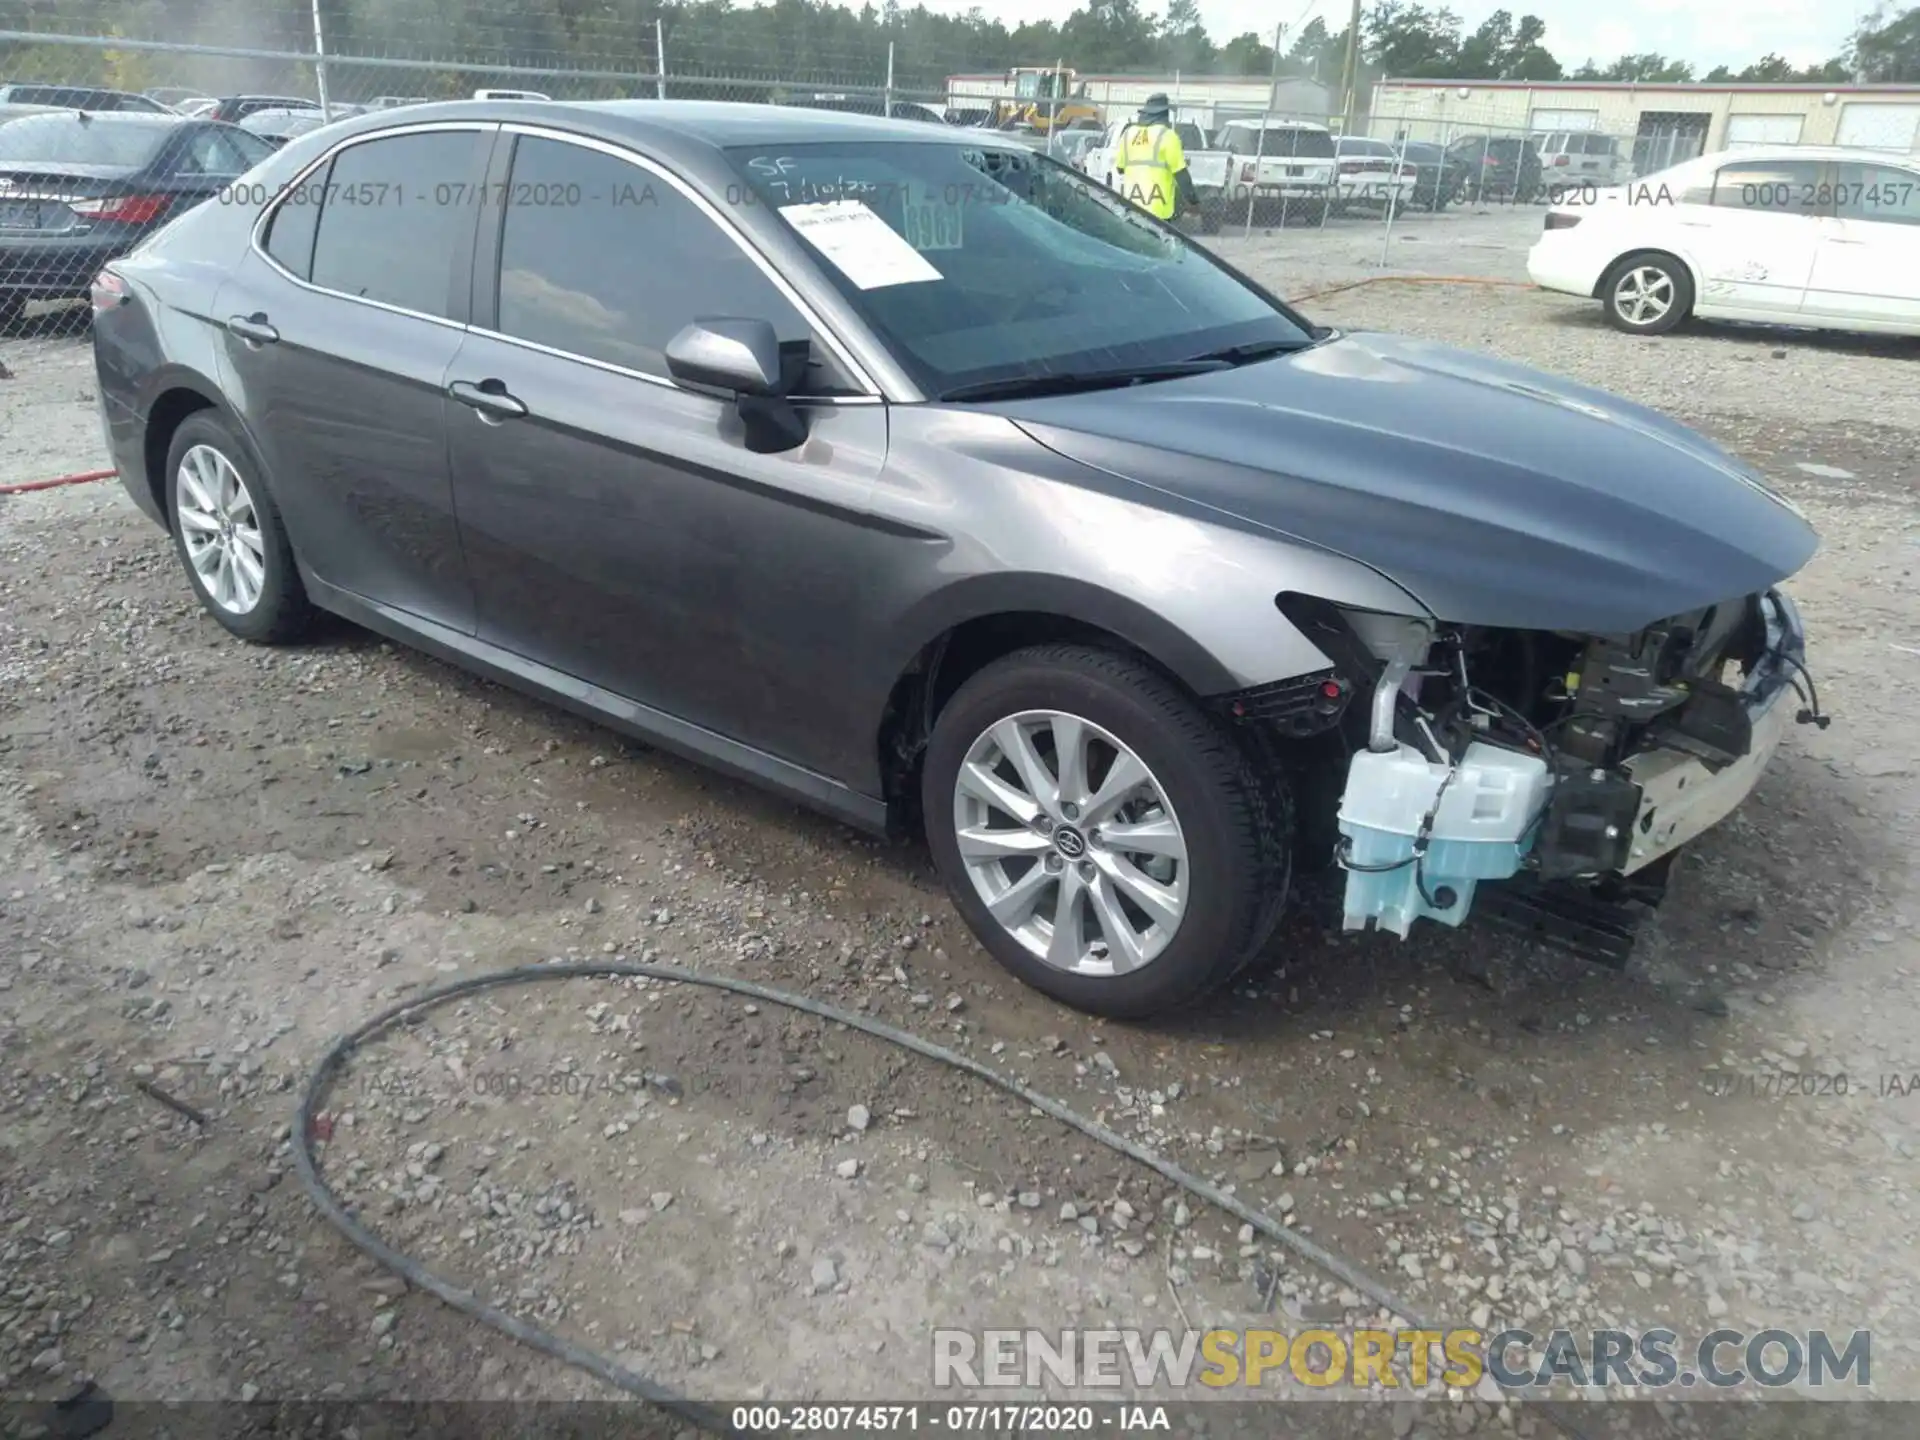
(1369, 80, 1920, 165)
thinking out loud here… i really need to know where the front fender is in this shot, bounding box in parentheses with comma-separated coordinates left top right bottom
(881, 570, 1248, 700)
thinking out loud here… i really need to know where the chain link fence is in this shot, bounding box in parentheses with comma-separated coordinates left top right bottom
(0, 4, 1663, 338)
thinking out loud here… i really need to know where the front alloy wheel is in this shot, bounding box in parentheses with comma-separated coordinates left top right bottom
(954, 710, 1189, 976)
(923, 644, 1291, 1019)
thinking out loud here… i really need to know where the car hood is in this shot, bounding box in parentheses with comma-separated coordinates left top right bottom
(992, 330, 1818, 634)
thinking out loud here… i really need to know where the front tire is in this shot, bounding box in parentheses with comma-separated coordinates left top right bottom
(1601, 251, 1692, 335)
(165, 412, 313, 643)
(923, 645, 1290, 1020)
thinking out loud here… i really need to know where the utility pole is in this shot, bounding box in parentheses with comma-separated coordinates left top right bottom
(1339, 0, 1362, 133)
(1265, 20, 1284, 115)
(310, 0, 331, 120)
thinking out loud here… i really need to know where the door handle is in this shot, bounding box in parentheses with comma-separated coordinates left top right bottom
(1825, 236, 1866, 245)
(447, 378, 527, 422)
(226, 313, 278, 346)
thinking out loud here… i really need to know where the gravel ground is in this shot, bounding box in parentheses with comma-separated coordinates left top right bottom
(3, 209, 1919, 1424)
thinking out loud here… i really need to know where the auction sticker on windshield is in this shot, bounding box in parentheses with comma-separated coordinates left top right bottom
(781, 199, 942, 289)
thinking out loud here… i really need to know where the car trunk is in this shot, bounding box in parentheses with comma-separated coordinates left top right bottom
(0, 163, 149, 236)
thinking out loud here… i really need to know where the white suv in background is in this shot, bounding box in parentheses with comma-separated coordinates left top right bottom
(1527, 145, 1920, 336)
(1535, 131, 1631, 189)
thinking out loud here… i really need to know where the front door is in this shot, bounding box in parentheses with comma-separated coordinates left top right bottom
(1803, 160, 1920, 326)
(212, 124, 493, 632)
(443, 129, 891, 776)
(1681, 156, 1827, 317)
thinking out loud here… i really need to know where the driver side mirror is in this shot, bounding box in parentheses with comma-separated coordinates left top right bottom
(664, 318, 809, 454)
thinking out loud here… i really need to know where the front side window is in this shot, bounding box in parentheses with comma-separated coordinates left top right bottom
(727, 140, 1311, 399)
(1711, 160, 1827, 215)
(493, 136, 856, 393)
(307, 131, 480, 317)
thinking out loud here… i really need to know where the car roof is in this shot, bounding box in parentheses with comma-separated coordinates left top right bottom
(312, 98, 1033, 150)
(0, 108, 189, 125)
(1691, 143, 1920, 165)
(1219, 116, 1327, 130)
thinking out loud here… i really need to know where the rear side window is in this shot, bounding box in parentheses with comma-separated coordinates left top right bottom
(1711, 160, 1826, 215)
(492, 135, 851, 390)
(173, 126, 269, 177)
(308, 131, 480, 317)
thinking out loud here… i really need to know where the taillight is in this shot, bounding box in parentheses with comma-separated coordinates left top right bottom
(1399, 165, 1415, 178)
(1240, 162, 1256, 181)
(90, 269, 130, 313)
(1338, 161, 1360, 174)
(1544, 212, 1580, 230)
(1552, 154, 1570, 166)
(71, 194, 170, 224)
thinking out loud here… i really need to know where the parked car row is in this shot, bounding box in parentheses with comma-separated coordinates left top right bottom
(0, 110, 276, 326)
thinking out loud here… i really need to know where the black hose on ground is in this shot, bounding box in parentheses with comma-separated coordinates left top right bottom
(293, 961, 1594, 1438)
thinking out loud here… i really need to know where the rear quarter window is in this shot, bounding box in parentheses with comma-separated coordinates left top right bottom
(262, 158, 329, 279)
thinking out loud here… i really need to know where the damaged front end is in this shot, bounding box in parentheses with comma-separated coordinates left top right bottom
(1256, 589, 1823, 967)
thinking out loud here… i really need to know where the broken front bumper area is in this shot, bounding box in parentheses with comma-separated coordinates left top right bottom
(1324, 587, 1819, 968)
(1475, 589, 1815, 967)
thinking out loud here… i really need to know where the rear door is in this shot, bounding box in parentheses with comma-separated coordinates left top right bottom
(211, 122, 492, 632)
(1803, 161, 1920, 326)
(1683, 156, 1829, 316)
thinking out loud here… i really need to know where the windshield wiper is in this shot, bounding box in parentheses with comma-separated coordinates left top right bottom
(937, 360, 1230, 404)
(1181, 337, 1315, 366)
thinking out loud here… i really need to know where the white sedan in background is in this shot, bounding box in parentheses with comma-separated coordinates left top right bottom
(1528, 144, 1920, 336)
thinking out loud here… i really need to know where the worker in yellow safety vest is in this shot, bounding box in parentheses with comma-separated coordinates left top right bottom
(1113, 92, 1198, 222)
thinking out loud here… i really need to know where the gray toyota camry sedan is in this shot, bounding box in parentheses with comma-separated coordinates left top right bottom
(90, 100, 1822, 1019)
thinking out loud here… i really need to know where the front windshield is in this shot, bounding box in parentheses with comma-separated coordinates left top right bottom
(726, 140, 1310, 398)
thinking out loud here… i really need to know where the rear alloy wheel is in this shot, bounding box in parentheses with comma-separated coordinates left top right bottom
(1602, 252, 1692, 336)
(165, 413, 313, 643)
(923, 645, 1289, 1019)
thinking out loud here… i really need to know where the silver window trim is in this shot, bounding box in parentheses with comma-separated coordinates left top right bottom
(246, 117, 886, 402)
(480, 123, 883, 402)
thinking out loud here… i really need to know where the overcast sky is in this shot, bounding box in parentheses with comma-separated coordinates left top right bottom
(926, 0, 1865, 74)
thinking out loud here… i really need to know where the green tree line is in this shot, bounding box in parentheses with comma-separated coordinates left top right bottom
(2, 0, 1915, 97)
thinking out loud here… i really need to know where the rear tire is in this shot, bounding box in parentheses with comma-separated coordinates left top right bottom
(1601, 251, 1692, 336)
(922, 644, 1291, 1020)
(164, 412, 313, 644)
(0, 295, 24, 332)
